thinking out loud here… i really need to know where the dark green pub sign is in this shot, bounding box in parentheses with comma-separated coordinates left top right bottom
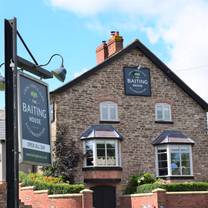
(124, 67, 151, 96)
(18, 72, 51, 166)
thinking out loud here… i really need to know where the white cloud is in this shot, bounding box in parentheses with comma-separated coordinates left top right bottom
(48, 0, 208, 101)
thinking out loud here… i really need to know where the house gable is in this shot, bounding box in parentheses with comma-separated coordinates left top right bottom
(51, 39, 208, 110)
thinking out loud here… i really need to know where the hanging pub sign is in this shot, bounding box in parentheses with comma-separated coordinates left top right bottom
(18, 72, 51, 166)
(123, 67, 151, 96)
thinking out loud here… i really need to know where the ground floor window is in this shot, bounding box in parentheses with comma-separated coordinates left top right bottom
(84, 140, 121, 167)
(156, 145, 193, 177)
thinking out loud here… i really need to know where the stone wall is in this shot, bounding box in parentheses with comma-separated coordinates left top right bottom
(51, 47, 208, 186)
(0, 183, 6, 208)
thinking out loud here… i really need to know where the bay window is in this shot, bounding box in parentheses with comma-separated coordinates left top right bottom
(156, 145, 193, 177)
(84, 140, 121, 167)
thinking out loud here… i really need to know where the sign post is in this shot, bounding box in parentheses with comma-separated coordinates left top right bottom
(5, 18, 19, 208)
(18, 72, 51, 165)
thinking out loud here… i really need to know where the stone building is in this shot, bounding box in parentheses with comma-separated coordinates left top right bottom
(50, 32, 208, 208)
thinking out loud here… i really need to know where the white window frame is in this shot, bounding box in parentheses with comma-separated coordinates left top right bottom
(155, 144, 193, 177)
(100, 101, 119, 121)
(50, 103, 55, 123)
(155, 103, 172, 122)
(83, 139, 121, 167)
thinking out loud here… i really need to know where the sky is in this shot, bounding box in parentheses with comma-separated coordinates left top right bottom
(0, 0, 208, 109)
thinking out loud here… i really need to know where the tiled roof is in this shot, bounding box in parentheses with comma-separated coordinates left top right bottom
(80, 125, 123, 140)
(152, 130, 195, 145)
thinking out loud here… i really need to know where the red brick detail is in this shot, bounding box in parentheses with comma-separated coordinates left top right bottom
(96, 41, 108, 64)
(96, 32, 123, 64)
(107, 31, 123, 57)
(19, 186, 93, 208)
(81, 189, 93, 208)
(120, 189, 208, 208)
(83, 170, 122, 180)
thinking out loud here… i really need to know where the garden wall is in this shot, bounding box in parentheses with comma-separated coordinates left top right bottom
(19, 186, 93, 208)
(120, 188, 208, 208)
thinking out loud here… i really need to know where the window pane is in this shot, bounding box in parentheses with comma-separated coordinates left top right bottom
(181, 152, 191, 175)
(171, 152, 180, 175)
(101, 105, 108, 120)
(181, 153, 190, 162)
(156, 106, 163, 120)
(96, 143, 106, 166)
(107, 142, 116, 166)
(159, 168, 168, 176)
(110, 106, 116, 120)
(158, 153, 167, 161)
(182, 167, 191, 175)
(158, 161, 167, 169)
(164, 108, 170, 121)
(157, 148, 168, 176)
(85, 141, 94, 166)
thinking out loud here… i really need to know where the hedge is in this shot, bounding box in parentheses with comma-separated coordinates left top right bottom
(19, 172, 84, 194)
(136, 182, 208, 193)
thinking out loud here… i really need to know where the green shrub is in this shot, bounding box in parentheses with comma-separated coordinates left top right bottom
(137, 183, 165, 193)
(136, 182, 208, 193)
(125, 173, 144, 194)
(19, 171, 27, 183)
(125, 172, 157, 194)
(137, 173, 156, 185)
(19, 172, 84, 194)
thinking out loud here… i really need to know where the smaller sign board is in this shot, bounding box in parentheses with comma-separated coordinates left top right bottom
(18, 72, 51, 166)
(123, 67, 151, 96)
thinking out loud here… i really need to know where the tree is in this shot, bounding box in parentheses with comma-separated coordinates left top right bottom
(43, 124, 82, 183)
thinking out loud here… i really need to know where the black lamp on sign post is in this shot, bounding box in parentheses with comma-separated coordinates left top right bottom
(4, 17, 67, 208)
(38, 53, 67, 82)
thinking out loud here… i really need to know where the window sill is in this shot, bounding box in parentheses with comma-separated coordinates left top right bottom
(157, 175, 194, 180)
(155, 121, 174, 124)
(99, 120, 120, 124)
(82, 166, 122, 171)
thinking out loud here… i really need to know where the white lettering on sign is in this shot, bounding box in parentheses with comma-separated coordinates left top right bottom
(22, 139, 51, 153)
(127, 78, 148, 85)
(22, 102, 46, 119)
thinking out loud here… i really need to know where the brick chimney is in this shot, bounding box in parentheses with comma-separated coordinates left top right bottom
(96, 31, 123, 64)
(96, 41, 108, 64)
(107, 31, 123, 57)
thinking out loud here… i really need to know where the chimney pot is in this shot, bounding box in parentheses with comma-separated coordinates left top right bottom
(95, 31, 124, 64)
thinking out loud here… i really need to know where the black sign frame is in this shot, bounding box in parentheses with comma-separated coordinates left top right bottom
(18, 71, 52, 166)
(123, 66, 151, 96)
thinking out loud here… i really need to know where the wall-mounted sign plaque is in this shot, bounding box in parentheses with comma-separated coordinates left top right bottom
(124, 67, 151, 96)
(18, 72, 51, 166)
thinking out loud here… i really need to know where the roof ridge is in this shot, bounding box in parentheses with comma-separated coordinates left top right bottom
(50, 39, 208, 110)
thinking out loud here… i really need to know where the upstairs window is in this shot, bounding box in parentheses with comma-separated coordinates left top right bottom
(155, 103, 172, 122)
(100, 101, 118, 121)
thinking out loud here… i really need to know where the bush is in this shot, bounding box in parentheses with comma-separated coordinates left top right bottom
(137, 173, 156, 185)
(136, 182, 208, 193)
(125, 173, 144, 194)
(125, 172, 156, 194)
(19, 172, 84, 194)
